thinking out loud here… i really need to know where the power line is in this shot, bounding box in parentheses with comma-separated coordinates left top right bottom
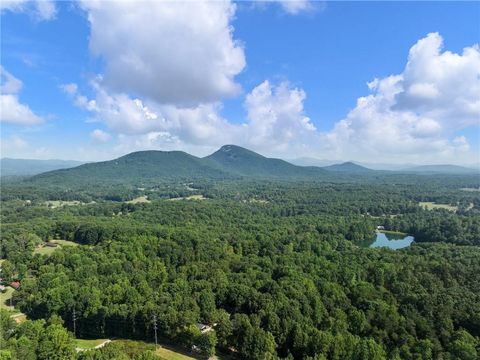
(73, 308, 77, 337)
(153, 314, 158, 350)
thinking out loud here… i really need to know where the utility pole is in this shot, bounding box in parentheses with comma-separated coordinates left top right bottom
(73, 308, 77, 337)
(153, 314, 158, 349)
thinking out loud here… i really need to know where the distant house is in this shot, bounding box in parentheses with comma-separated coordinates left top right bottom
(196, 323, 214, 333)
(45, 242, 59, 248)
(10, 281, 20, 290)
(376, 225, 385, 231)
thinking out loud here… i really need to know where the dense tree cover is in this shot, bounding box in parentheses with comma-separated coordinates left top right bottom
(1, 175, 479, 359)
(0, 312, 76, 360)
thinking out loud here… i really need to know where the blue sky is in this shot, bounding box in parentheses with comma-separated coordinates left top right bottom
(1, 1, 479, 165)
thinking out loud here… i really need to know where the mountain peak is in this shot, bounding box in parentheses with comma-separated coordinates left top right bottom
(324, 162, 373, 173)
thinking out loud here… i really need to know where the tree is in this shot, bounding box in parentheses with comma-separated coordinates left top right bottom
(37, 324, 75, 360)
(197, 331, 217, 357)
(449, 330, 478, 360)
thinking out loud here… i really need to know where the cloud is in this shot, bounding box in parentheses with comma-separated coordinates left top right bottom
(244, 80, 316, 153)
(251, 1, 319, 15)
(90, 129, 111, 143)
(0, 0, 56, 21)
(275, 0, 314, 14)
(79, 0, 245, 105)
(0, 67, 44, 125)
(321, 32, 480, 164)
(0, 67, 22, 93)
(1, 134, 28, 151)
(64, 77, 316, 157)
(63, 30, 478, 165)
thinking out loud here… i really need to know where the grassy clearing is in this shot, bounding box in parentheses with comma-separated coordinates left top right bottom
(248, 198, 269, 204)
(33, 245, 58, 256)
(0, 287, 15, 311)
(460, 187, 480, 192)
(156, 346, 197, 360)
(45, 200, 82, 208)
(169, 195, 206, 201)
(51, 239, 79, 247)
(75, 339, 109, 349)
(126, 196, 151, 204)
(419, 202, 458, 212)
(11, 313, 27, 323)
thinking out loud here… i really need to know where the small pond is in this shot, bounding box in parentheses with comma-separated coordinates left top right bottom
(362, 232, 414, 250)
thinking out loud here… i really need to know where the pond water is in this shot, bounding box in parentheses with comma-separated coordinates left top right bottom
(362, 232, 414, 250)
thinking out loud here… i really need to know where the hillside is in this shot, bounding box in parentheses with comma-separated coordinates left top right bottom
(323, 161, 374, 173)
(29, 150, 230, 186)
(1, 158, 84, 176)
(402, 164, 479, 174)
(21, 145, 330, 188)
(205, 145, 326, 178)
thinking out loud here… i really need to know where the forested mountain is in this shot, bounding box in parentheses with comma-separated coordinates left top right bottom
(21, 146, 328, 188)
(402, 164, 478, 174)
(0, 158, 84, 176)
(206, 145, 327, 178)
(28, 150, 232, 186)
(323, 162, 374, 173)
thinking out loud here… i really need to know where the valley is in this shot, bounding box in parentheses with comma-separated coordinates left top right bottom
(1, 146, 479, 359)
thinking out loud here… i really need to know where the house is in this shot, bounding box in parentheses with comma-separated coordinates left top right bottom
(196, 323, 214, 333)
(376, 225, 385, 231)
(10, 281, 20, 290)
(45, 242, 59, 248)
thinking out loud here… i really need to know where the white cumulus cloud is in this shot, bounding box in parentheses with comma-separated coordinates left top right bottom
(79, 0, 245, 105)
(90, 129, 111, 143)
(244, 80, 316, 153)
(0, 67, 44, 125)
(321, 32, 480, 164)
(0, 0, 56, 21)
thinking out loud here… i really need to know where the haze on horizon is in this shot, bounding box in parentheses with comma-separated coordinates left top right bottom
(1, 0, 479, 166)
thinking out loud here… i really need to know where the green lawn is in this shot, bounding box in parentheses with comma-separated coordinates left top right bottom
(11, 313, 27, 323)
(51, 239, 79, 247)
(0, 287, 15, 311)
(156, 347, 197, 360)
(169, 195, 206, 201)
(419, 201, 458, 212)
(126, 196, 151, 204)
(33, 245, 58, 256)
(45, 200, 82, 208)
(75, 339, 109, 349)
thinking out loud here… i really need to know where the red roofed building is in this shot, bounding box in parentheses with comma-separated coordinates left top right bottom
(10, 281, 20, 290)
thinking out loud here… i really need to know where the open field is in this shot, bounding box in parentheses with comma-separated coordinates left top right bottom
(156, 346, 196, 360)
(247, 198, 269, 204)
(11, 313, 27, 323)
(460, 187, 480, 192)
(168, 195, 206, 201)
(51, 239, 79, 247)
(419, 202, 458, 212)
(45, 200, 82, 208)
(75, 338, 110, 350)
(0, 287, 15, 310)
(126, 196, 151, 204)
(33, 244, 58, 256)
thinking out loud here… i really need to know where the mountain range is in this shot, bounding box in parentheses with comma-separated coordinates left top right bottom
(0, 158, 85, 177)
(3, 145, 478, 188)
